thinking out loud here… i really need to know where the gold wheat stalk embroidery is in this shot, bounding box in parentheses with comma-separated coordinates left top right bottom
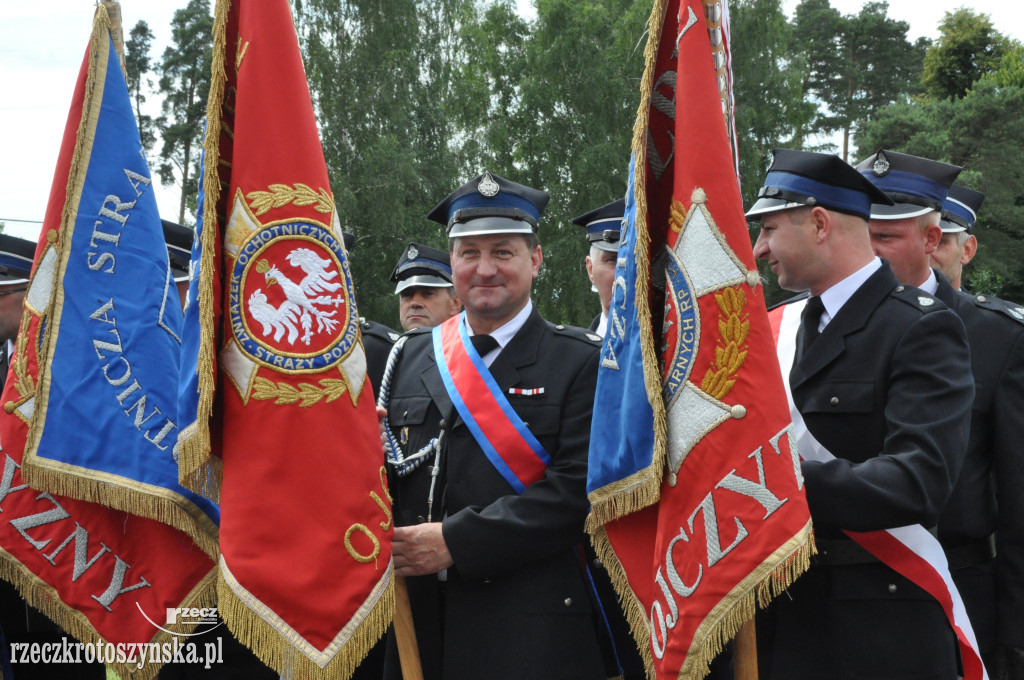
(245, 183, 333, 216)
(701, 286, 749, 400)
(251, 377, 348, 408)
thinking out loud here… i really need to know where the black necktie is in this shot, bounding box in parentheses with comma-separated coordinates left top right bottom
(470, 334, 499, 357)
(795, 296, 825, 361)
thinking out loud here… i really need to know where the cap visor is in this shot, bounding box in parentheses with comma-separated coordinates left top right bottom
(939, 219, 967, 234)
(590, 240, 619, 252)
(744, 198, 806, 219)
(869, 202, 934, 220)
(395, 276, 453, 294)
(448, 216, 535, 238)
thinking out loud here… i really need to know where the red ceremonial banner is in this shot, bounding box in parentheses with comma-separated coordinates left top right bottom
(587, 1, 814, 678)
(176, 1, 392, 677)
(0, 7, 215, 679)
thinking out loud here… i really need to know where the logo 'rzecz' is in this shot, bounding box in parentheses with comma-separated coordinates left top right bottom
(229, 222, 359, 373)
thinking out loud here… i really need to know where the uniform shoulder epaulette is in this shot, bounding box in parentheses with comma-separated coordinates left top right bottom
(549, 322, 603, 345)
(970, 294, 1024, 326)
(359, 318, 401, 343)
(767, 291, 809, 311)
(890, 285, 945, 313)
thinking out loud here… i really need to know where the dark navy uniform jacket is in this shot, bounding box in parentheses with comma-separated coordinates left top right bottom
(760, 262, 974, 680)
(934, 272, 1024, 660)
(382, 306, 607, 680)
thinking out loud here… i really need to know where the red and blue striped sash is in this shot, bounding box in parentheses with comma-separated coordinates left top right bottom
(432, 313, 551, 494)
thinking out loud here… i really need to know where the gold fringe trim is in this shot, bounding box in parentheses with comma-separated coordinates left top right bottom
(17, 3, 219, 562)
(17, 5, 111, 443)
(680, 522, 815, 680)
(591, 522, 815, 680)
(587, 0, 670, 531)
(19, 463, 219, 561)
(216, 568, 394, 680)
(590, 525, 656, 678)
(177, 0, 230, 503)
(0, 548, 217, 680)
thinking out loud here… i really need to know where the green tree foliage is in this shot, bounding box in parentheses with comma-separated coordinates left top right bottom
(295, 0, 646, 327)
(922, 9, 1009, 100)
(730, 0, 813, 208)
(981, 43, 1024, 89)
(295, 0, 491, 328)
(793, 0, 925, 160)
(503, 0, 648, 326)
(858, 80, 1024, 299)
(157, 0, 213, 224)
(125, 20, 157, 153)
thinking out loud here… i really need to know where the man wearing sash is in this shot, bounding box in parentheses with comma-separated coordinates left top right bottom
(572, 199, 623, 337)
(380, 172, 607, 679)
(749, 149, 975, 680)
(863, 160, 1024, 678)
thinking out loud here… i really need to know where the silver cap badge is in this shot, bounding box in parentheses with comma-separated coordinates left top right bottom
(477, 172, 500, 197)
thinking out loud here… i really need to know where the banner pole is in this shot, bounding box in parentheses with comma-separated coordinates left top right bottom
(394, 577, 424, 680)
(733, 619, 759, 680)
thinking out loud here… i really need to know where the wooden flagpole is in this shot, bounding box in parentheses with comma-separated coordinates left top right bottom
(394, 576, 424, 680)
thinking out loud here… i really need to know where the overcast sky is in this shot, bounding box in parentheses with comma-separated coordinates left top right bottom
(1, 0, 1022, 244)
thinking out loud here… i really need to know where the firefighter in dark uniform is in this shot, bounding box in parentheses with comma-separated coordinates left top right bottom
(390, 242, 461, 332)
(572, 199, 623, 337)
(379, 172, 613, 680)
(749, 149, 974, 680)
(867, 174, 1024, 679)
(338, 232, 398, 401)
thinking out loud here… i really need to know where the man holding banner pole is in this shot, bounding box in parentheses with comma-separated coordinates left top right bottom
(753, 148, 983, 679)
(379, 171, 613, 679)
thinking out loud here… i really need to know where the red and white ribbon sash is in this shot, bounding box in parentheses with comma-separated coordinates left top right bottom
(771, 300, 987, 680)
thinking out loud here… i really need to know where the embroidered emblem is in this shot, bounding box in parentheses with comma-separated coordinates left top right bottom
(249, 250, 344, 347)
(388, 331, 401, 342)
(872, 152, 890, 177)
(477, 172, 500, 197)
(661, 190, 758, 474)
(228, 221, 359, 374)
(918, 296, 935, 307)
(508, 387, 545, 396)
(407, 245, 419, 261)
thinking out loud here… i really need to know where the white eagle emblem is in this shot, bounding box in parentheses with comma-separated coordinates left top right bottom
(247, 248, 346, 346)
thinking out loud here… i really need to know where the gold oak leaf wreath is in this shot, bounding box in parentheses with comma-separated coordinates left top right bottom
(701, 286, 750, 400)
(245, 183, 334, 217)
(251, 377, 348, 408)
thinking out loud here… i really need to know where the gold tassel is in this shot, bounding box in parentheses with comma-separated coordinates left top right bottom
(177, 0, 230, 504)
(216, 567, 394, 680)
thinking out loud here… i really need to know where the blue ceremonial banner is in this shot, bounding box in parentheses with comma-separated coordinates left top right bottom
(586, 156, 659, 512)
(20, 28, 218, 558)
